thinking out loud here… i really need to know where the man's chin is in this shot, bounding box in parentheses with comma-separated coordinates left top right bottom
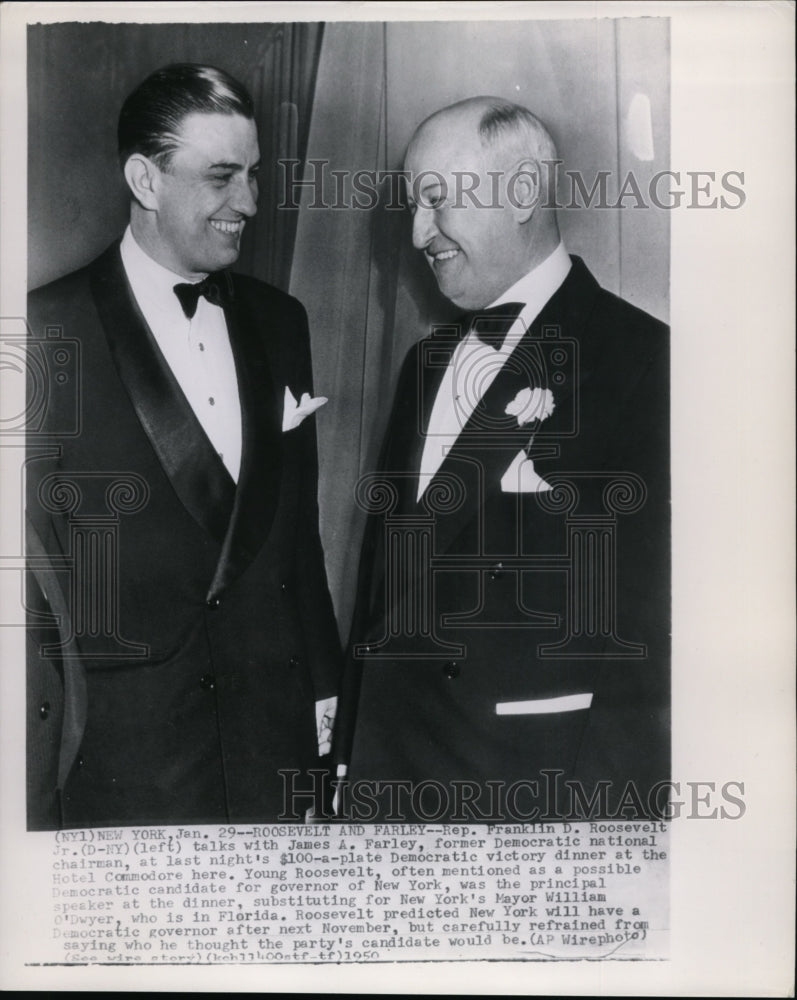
(434, 276, 467, 309)
(195, 250, 241, 274)
(432, 273, 489, 311)
(439, 286, 486, 311)
(438, 281, 498, 312)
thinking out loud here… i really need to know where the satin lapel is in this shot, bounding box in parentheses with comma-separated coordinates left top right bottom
(89, 244, 235, 545)
(428, 256, 601, 556)
(361, 323, 461, 620)
(206, 279, 282, 601)
(389, 322, 463, 513)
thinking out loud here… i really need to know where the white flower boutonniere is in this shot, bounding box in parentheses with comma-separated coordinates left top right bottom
(505, 386, 555, 426)
(501, 387, 556, 493)
(282, 386, 328, 432)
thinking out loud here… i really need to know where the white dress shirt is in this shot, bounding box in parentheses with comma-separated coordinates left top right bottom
(120, 227, 242, 482)
(417, 242, 572, 500)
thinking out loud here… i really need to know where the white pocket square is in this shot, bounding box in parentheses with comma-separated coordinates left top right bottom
(283, 386, 327, 432)
(496, 693, 593, 715)
(500, 449, 552, 493)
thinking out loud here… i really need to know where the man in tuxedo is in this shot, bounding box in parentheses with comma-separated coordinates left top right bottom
(337, 97, 669, 822)
(26, 64, 341, 829)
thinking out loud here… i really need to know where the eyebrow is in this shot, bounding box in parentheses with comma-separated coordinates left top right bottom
(207, 160, 261, 171)
(406, 180, 442, 206)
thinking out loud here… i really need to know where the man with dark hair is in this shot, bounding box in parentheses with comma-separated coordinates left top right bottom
(117, 63, 255, 168)
(337, 97, 669, 822)
(26, 64, 342, 829)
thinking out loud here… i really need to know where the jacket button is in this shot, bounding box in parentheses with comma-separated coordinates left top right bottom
(206, 597, 220, 609)
(200, 674, 216, 691)
(443, 661, 460, 679)
(289, 656, 299, 668)
(77, 754, 85, 767)
(39, 701, 50, 720)
(281, 582, 288, 593)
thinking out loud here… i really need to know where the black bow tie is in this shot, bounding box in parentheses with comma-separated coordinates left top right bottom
(173, 273, 232, 319)
(464, 301, 525, 348)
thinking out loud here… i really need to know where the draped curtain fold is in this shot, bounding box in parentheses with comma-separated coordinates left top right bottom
(289, 23, 396, 638)
(241, 22, 325, 289)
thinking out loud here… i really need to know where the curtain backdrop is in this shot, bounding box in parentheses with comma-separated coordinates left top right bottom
(27, 21, 322, 290)
(242, 22, 324, 288)
(289, 18, 670, 639)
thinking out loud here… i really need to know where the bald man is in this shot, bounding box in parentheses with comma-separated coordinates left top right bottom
(336, 98, 670, 823)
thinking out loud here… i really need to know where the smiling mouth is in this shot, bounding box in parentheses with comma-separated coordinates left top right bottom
(210, 220, 244, 235)
(427, 247, 460, 263)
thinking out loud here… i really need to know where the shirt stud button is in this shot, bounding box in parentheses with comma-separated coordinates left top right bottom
(39, 701, 50, 720)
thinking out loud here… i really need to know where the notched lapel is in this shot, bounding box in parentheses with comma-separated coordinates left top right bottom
(89, 245, 235, 546)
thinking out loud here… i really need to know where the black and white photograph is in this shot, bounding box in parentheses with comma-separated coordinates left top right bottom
(24, 13, 671, 831)
(0, 1, 793, 994)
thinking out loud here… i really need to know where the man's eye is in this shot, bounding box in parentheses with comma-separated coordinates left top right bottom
(211, 175, 232, 186)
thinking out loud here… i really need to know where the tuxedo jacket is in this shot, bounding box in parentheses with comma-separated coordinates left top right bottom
(25, 242, 342, 829)
(338, 257, 670, 821)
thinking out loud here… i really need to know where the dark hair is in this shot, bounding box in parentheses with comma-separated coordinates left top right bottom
(117, 63, 255, 170)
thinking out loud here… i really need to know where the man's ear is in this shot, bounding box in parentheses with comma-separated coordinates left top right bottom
(507, 158, 541, 223)
(123, 154, 161, 211)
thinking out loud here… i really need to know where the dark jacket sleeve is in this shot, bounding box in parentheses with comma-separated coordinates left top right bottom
(25, 277, 91, 829)
(573, 302, 671, 815)
(332, 341, 422, 768)
(285, 297, 343, 704)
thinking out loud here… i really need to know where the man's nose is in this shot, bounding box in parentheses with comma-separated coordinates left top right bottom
(412, 205, 438, 250)
(230, 175, 258, 217)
